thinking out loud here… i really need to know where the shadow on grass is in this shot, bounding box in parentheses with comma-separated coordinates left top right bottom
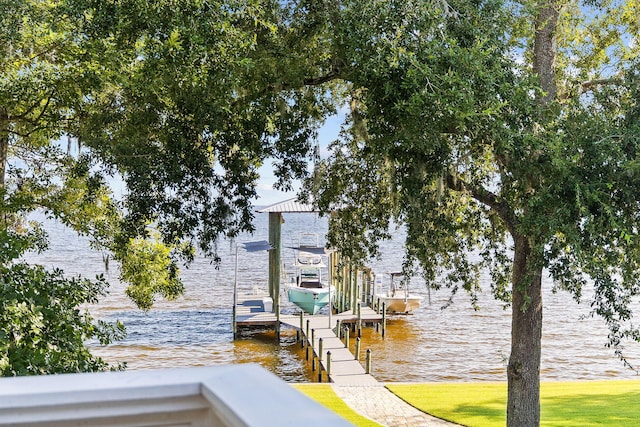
(540, 391, 640, 427)
(452, 402, 505, 422)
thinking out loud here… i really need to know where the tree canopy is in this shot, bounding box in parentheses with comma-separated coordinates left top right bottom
(1, 0, 336, 373)
(307, 0, 640, 425)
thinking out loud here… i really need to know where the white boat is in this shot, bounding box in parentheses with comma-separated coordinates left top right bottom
(375, 272, 423, 314)
(285, 234, 334, 315)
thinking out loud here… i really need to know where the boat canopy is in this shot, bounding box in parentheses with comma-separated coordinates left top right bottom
(285, 246, 334, 255)
(241, 240, 273, 252)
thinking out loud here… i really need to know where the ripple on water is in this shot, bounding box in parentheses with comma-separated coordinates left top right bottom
(25, 213, 640, 382)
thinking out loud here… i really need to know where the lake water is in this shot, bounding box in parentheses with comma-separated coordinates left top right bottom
(22, 211, 640, 383)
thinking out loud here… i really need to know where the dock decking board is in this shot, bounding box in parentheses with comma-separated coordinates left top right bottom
(235, 296, 383, 385)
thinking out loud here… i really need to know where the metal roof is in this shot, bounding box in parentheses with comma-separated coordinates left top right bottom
(256, 198, 319, 213)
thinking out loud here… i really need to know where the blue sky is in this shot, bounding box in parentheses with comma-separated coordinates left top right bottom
(254, 112, 344, 206)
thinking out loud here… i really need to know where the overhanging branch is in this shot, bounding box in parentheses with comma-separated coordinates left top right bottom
(560, 77, 624, 101)
(445, 172, 517, 236)
(233, 61, 344, 109)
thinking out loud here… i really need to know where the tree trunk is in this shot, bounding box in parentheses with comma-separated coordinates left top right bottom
(0, 130, 7, 232)
(0, 131, 7, 190)
(533, 0, 560, 104)
(507, 234, 543, 427)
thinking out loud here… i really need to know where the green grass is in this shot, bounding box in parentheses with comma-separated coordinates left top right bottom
(292, 384, 384, 427)
(387, 380, 640, 427)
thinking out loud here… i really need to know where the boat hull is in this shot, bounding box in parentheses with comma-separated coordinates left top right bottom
(287, 286, 334, 315)
(376, 295, 423, 314)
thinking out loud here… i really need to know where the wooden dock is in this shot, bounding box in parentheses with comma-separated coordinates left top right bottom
(235, 294, 278, 327)
(235, 296, 383, 385)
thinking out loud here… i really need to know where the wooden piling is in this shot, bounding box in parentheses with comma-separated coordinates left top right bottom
(319, 337, 324, 362)
(357, 302, 362, 337)
(268, 212, 282, 340)
(299, 311, 304, 335)
(365, 349, 372, 374)
(355, 337, 361, 361)
(351, 268, 358, 315)
(344, 327, 349, 349)
(382, 302, 387, 338)
(327, 351, 332, 379)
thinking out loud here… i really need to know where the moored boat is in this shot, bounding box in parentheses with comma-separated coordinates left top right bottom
(375, 272, 422, 314)
(285, 234, 334, 315)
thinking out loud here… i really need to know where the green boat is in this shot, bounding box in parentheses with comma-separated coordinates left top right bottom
(285, 235, 334, 315)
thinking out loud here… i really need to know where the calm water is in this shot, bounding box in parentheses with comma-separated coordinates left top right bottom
(22, 212, 640, 383)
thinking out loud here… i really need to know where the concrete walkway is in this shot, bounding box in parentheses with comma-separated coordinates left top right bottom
(332, 385, 461, 427)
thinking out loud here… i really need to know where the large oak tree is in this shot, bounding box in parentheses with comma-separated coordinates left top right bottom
(1, 0, 332, 373)
(303, 0, 640, 426)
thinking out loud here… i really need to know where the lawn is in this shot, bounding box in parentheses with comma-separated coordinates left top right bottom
(387, 380, 640, 427)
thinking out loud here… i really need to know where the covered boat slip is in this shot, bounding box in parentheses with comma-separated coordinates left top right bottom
(247, 198, 378, 328)
(232, 198, 389, 383)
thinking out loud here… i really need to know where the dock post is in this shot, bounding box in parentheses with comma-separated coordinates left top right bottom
(233, 245, 238, 340)
(299, 312, 304, 347)
(357, 302, 362, 337)
(355, 337, 361, 361)
(327, 351, 332, 380)
(305, 342, 310, 361)
(344, 326, 350, 349)
(336, 320, 341, 339)
(365, 349, 372, 374)
(382, 302, 387, 338)
(312, 355, 316, 372)
(299, 311, 304, 336)
(318, 364, 323, 383)
(311, 329, 315, 352)
(276, 304, 281, 342)
(319, 338, 324, 362)
(306, 319, 310, 343)
(232, 304, 237, 340)
(352, 268, 357, 315)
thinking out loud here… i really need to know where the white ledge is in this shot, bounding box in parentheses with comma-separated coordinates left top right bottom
(0, 364, 353, 426)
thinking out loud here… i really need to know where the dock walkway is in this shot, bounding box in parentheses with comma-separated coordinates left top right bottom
(236, 295, 383, 385)
(281, 308, 381, 385)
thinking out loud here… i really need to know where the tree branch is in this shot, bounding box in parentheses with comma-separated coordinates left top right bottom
(445, 172, 517, 236)
(14, 91, 55, 123)
(560, 78, 624, 101)
(233, 62, 344, 109)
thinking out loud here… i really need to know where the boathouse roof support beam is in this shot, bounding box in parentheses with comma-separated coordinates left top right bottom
(268, 212, 283, 339)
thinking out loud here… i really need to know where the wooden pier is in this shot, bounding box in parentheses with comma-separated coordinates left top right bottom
(235, 296, 384, 385)
(235, 294, 278, 327)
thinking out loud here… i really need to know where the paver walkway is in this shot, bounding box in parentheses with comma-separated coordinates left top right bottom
(332, 385, 461, 427)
